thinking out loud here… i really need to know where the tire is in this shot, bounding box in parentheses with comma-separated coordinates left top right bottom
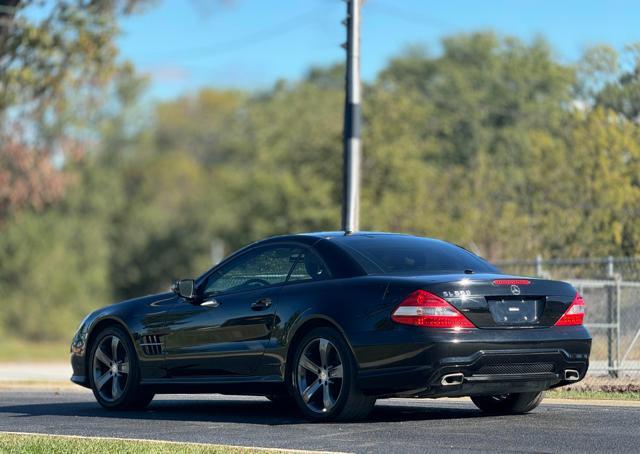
(88, 326, 154, 410)
(471, 391, 544, 415)
(289, 327, 376, 421)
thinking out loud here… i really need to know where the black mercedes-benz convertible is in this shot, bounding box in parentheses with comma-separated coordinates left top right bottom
(70, 232, 591, 420)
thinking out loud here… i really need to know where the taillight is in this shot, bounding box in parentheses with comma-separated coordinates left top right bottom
(391, 290, 475, 329)
(554, 292, 585, 326)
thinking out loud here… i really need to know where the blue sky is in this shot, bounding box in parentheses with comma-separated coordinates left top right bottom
(118, 0, 640, 100)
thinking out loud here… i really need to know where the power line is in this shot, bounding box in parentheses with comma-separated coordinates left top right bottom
(366, 0, 456, 30)
(140, 6, 326, 61)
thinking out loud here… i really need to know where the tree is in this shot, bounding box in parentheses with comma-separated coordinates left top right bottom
(372, 32, 575, 259)
(0, 134, 68, 226)
(593, 45, 640, 122)
(0, 0, 150, 339)
(0, 0, 150, 224)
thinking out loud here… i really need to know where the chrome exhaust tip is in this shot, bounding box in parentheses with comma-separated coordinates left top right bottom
(564, 369, 580, 381)
(441, 373, 465, 386)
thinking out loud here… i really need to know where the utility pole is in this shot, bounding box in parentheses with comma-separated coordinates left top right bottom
(341, 0, 362, 233)
(0, 0, 19, 34)
(210, 238, 225, 265)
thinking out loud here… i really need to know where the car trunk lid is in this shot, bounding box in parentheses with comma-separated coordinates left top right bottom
(403, 274, 576, 328)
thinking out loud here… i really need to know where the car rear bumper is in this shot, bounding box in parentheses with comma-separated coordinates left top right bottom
(356, 325, 591, 397)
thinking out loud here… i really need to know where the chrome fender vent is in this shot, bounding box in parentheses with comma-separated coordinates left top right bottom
(140, 335, 164, 356)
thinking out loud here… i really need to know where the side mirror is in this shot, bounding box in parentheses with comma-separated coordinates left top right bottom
(171, 279, 195, 299)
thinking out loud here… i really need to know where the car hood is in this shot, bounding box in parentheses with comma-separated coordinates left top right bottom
(82, 291, 176, 326)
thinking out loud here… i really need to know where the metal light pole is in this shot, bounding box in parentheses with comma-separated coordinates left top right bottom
(341, 0, 362, 233)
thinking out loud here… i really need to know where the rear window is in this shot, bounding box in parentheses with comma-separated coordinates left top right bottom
(334, 235, 499, 275)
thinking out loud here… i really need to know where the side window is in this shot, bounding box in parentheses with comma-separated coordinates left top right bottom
(204, 246, 300, 295)
(287, 250, 330, 283)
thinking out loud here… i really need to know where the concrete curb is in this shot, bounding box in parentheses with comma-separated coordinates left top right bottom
(0, 431, 348, 454)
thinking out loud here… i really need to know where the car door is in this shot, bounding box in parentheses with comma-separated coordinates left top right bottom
(163, 244, 301, 379)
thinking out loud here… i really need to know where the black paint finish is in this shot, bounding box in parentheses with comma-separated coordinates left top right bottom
(70, 232, 591, 399)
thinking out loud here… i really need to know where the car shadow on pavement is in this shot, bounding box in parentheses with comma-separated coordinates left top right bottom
(0, 397, 485, 426)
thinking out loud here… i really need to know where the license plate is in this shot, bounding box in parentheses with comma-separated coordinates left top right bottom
(487, 298, 542, 325)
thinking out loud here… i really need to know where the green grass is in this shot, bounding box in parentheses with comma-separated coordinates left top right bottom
(546, 389, 640, 401)
(0, 339, 69, 362)
(0, 433, 286, 454)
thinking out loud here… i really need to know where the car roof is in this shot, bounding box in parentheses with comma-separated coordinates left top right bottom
(214, 232, 467, 281)
(301, 231, 413, 239)
(253, 231, 422, 246)
(252, 231, 411, 243)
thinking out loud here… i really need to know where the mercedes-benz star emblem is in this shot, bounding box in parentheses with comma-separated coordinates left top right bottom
(510, 284, 521, 295)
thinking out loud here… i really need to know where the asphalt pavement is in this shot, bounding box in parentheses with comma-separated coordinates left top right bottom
(0, 388, 639, 453)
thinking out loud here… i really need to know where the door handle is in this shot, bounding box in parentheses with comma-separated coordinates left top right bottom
(251, 297, 272, 310)
(201, 299, 220, 308)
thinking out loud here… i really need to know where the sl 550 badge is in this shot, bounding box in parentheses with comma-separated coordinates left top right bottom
(442, 290, 471, 298)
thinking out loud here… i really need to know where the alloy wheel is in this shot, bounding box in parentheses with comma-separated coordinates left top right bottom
(92, 335, 129, 402)
(296, 337, 344, 414)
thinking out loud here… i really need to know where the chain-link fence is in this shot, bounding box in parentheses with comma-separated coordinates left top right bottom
(495, 257, 640, 378)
